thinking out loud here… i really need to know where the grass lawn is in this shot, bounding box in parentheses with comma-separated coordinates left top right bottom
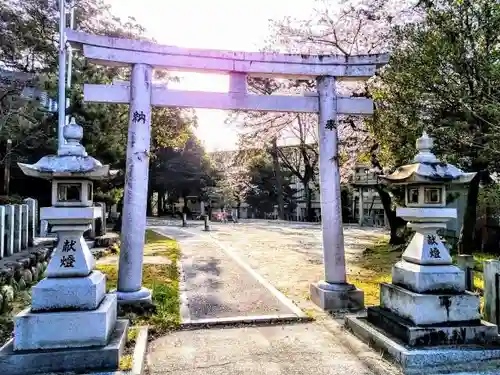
(347, 235, 397, 306)
(348, 235, 494, 308)
(97, 229, 181, 337)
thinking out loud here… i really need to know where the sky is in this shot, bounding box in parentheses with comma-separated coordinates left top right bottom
(107, 0, 316, 151)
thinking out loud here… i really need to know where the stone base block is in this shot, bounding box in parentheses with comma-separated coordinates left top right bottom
(45, 229, 96, 278)
(0, 319, 128, 375)
(392, 260, 465, 293)
(345, 315, 500, 375)
(310, 282, 364, 311)
(14, 294, 117, 351)
(401, 230, 453, 265)
(114, 286, 152, 305)
(380, 283, 480, 326)
(367, 306, 498, 346)
(31, 270, 106, 311)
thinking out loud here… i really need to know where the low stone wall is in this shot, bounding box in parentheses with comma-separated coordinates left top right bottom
(94, 232, 120, 249)
(0, 244, 54, 314)
(92, 241, 120, 260)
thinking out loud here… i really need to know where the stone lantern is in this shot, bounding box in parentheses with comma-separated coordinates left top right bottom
(0, 118, 127, 375)
(346, 132, 500, 373)
(381, 132, 475, 290)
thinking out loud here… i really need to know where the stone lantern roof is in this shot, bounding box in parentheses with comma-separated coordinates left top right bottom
(380, 132, 475, 185)
(18, 117, 118, 180)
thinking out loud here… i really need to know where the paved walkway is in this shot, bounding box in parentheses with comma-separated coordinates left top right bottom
(148, 324, 379, 375)
(151, 226, 302, 323)
(146, 219, 401, 375)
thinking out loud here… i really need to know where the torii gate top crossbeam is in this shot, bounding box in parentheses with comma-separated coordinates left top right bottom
(66, 29, 389, 79)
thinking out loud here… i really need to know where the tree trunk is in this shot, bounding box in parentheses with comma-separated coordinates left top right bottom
(236, 198, 241, 219)
(3, 139, 11, 196)
(304, 182, 314, 222)
(458, 171, 484, 254)
(271, 138, 285, 220)
(146, 189, 153, 216)
(182, 194, 188, 216)
(375, 186, 407, 245)
(160, 193, 165, 216)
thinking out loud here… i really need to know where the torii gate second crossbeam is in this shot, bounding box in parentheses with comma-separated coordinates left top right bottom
(67, 29, 388, 311)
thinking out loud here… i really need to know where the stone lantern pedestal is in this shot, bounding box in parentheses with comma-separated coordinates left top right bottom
(345, 133, 500, 374)
(0, 118, 127, 374)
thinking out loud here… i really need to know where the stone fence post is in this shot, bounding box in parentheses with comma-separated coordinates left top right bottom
(40, 219, 49, 237)
(0, 206, 4, 259)
(97, 202, 106, 236)
(457, 254, 475, 291)
(21, 203, 28, 249)
(13, 204, 22, 253)
(24, 198, 37, 246)
(483, 260, 500, 325)
(5, 205, 14, 256)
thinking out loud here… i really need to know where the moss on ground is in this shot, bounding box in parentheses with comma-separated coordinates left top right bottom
(97, 229, 181, 336)
(144, 230, 180, 260)
(119, 354, 133, 370)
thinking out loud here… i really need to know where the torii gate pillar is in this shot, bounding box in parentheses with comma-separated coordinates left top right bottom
(115, 63, 153, 303)
(310, 76, 363, 310)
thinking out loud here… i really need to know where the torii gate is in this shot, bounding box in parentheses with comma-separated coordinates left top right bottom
(66, 29, 388, 310)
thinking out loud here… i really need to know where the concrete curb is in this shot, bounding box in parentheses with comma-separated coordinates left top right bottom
(317, 315, 403, 375)
(131, 326, 148, 375)
(180, 313, 312, 329)
(177, 258, 191, 325)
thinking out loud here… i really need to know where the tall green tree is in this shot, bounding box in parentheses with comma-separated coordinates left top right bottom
(245, 152, 296, 218)
(369, 0, 500, 250)
(0, 0, 193, 204)
(150, 132, 211, 215)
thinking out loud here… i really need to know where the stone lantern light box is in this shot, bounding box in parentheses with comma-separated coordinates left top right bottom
(406, 183, 445, 207)
(52, 179, 93, 207)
